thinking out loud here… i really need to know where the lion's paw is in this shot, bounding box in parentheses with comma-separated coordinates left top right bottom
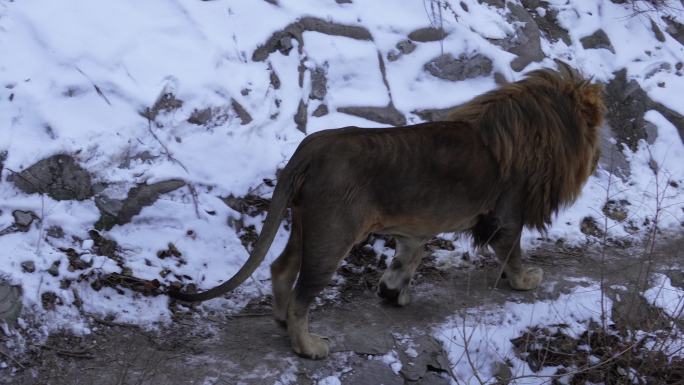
(292, 333, 330, 360)
(509, 267, 543, 291)
(378, 281, 412, 306)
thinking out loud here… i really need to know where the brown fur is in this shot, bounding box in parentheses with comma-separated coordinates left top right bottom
(171, 64, 605, 360)
(448, 65, 604, 231)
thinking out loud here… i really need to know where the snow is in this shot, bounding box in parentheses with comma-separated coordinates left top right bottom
(0, 0, 682, 371)
(316, 376, 341, 385)
(644, 273, 684, 319)
(434, 283, 611, 385)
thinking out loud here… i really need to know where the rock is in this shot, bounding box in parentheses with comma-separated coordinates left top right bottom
(0, 280, 22, 326)
(94, 179, 186, 230)
(12, 210, 36, 230)
(662, 16, 684, 45)
(252, 17, 372, 62)
(47, 261, 60, 277)
(333, 329, 395, 355)
(527, 4, 571, 45)
(21, 261, 35, 273)
(388, 40, 416, 62)
(309, 66, 327, 100)
(399, 335, 450, 382)
(424, 53, 492, 81)
(269, 65, 281, 89)
(387, 49, 401, 62)
(0, 150, 7, 179)
(580, 29, 616, 53)
(651, 18, 666, 42)
(294, 99, 308, 133)
(408, 27, 447, 42)
(341, 358, 403, 385)
(580, 216, 604, 238)
(10, 154, 93, 201)
(335, 0, 352, 3)
(644, 62, 671, 80)
(231, 98, 253, 125)
(502, 3, 545, 71)
(41, 291, 61, 311)
(396, 39, 416, 55)
(337, 104, 406, 126)
(492, 361, 513, 385)
(312, 104, 329, 117)
(666, 269, 684, 289)
(187, 107, 213, 126)
(603, 200, 629, 222)
(140, 87, 183, 121)
(604, 69, 651, 152)
(611, 291, 670, 332)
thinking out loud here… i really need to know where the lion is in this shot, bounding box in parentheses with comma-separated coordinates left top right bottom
(171, 63, 605, 359)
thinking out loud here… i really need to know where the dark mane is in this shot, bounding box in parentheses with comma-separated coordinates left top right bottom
(447, 64, 605, 231)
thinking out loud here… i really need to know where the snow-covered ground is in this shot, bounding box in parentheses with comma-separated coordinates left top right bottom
(1, 0, 684, 381)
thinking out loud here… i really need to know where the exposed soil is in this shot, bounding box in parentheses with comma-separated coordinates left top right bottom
(1, 235, 682, 385)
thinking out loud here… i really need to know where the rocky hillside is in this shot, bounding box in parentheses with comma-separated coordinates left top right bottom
(0, 0, 683, 337)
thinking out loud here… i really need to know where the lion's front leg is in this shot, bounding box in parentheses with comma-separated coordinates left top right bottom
(491, 227, 543, 291)
(378, 237, 425, 306)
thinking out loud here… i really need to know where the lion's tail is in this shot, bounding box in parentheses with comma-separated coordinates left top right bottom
(170, 153, 306, 303)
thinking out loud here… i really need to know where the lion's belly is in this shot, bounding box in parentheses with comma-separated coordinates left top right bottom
(371, 195, 487, 238)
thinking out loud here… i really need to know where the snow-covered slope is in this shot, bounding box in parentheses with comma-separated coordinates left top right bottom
(0, 0, 683, 335)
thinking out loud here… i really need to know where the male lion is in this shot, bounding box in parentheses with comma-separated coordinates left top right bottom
(172, 64, 604, 359)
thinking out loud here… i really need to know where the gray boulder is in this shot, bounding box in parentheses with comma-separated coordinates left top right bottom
(0, 280, 22, 327)
(95, 179, 186, 230)
(424, 53, 492, 81)
(580, 29, 615, 53)
(10, 154, 93, 201)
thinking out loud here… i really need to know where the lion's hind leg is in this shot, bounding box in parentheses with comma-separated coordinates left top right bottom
(270, 208, 302, 326)
(287, 217, 358, 359)
(378, 237, 425, 306)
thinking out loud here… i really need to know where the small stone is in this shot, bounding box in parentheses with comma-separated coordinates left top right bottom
(47, 261, 60, 277)
(41, 291, 60, 310)
(387, 49, 400, 62)
(21, 261, 35, 273)
(580, 29, 615, 53)
(46, 225, 64, 238)
(408, 27, 447, 42)
(492, 361, 513, 385)
(651, 18, 666, 42)
(0, 280, 22, 325)
(231, 98, 253, 125)
(396, 39, 416, 55)
(676, 62, 683, 71)
(294, 99, 307, 133)
(603, 200, 629, 222)
(187, 107, 213, 126)
(12, 210, 35, 230)
(312, 104, 329, 117)
(580, 216, 604, 238)
(309, 66, 327, 100)
(658, 82, 666, 88)
(424, 53, 492, 81)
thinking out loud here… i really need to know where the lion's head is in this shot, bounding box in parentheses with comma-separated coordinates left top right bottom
(448, 63, 605, 231)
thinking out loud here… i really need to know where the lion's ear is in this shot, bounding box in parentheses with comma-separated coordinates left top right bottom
(579, 83, 605, 128)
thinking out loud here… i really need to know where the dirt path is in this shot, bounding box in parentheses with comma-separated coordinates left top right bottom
(3, 235, 683, 385)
